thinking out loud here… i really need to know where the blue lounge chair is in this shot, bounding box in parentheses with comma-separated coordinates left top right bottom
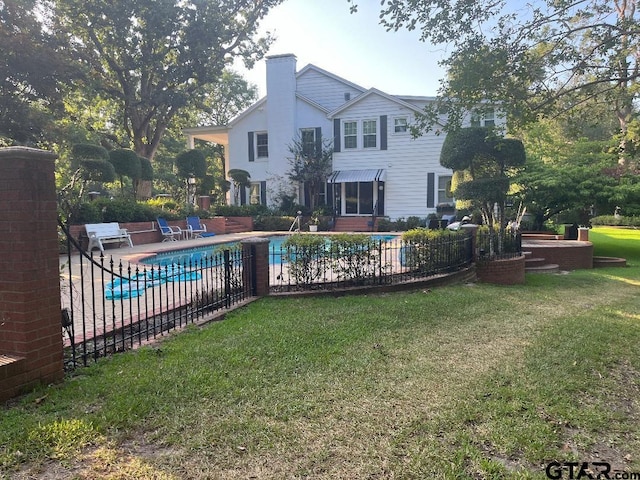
(186, 216, 207, 239)
(157, 217, 182, 241)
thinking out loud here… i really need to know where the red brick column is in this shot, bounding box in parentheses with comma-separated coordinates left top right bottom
(241, 238, 270, 297)
(0, 147, 63, 402)
(578, 227, 589, 242)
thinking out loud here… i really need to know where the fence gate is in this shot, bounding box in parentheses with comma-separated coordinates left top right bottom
(59, 220, 251, 370)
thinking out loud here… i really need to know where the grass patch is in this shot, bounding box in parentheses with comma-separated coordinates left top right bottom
(2, 227, 640, 479)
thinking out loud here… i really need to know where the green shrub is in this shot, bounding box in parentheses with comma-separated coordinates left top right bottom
(329, 234, 386, 285)
(254, 215, 295, 231)
(401, 229, 468, 272)
(591, 215, 640, 227)
(75, 202, 102, 223)
(395, 217, 407, 231)
(71, 199, 167, 224)
(282, 234, 328, 286)
(214, 204, 269, 217)
(406, 216, 425, 230)
(376, 218, 393, 232)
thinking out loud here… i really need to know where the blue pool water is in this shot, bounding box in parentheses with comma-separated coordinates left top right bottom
(141, 235, 289, 266)
(140, 234, 397, 267)
(107, 234, 397, 300)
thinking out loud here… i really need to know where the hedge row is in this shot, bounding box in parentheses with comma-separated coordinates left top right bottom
(67, 200, 272, 224)
(590, 215, 640, 227)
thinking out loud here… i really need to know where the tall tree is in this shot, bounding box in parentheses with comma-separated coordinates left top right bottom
(52, 0, 282, 166)
(287, 137, 333, 212)
(360, 0, 640, 164)
(0, 0, 76, 145)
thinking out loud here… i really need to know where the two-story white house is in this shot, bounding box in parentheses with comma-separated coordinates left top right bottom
(184, 53, 498, 224)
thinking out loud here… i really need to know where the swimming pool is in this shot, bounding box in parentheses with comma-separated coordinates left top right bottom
(140, 235, 289, 266)
(140, 234, 397, 267)
(107, 234, 398, 299)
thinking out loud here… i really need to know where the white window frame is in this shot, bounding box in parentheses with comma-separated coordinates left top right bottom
(249, 182, 261, 205)
(343, 121, 358, 149)
(394, 117, 409, 134)
(300, 128, 316, 156)
(437, 175, 454, 205)
(256, 132, 268, 158)
(483, 109, 495, 127)
(362, 119, 377, 148)
(470, 108, 495, 127)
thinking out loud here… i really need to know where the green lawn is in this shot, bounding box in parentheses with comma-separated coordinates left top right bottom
(2, 227, 640, 479)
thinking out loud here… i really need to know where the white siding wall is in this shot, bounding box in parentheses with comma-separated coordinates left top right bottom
(297, 69, 362, 112)
(227, 108, 269, 203)
(222, 57, 500, 217)
(332, 94, 452, 220)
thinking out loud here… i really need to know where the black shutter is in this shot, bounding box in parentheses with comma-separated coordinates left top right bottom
(260, 181, 266, 205)
(380, 115, 387, 150)
(315, 127, 322, 154)
(427, 173, 435, 208)
(240, 186, 246, 205)
(248, 132, 254, 162)
(333, 119, 341, 152)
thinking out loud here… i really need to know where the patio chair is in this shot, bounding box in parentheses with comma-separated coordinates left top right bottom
(157, 217, 182, 241)
(186, 216, 207, 239)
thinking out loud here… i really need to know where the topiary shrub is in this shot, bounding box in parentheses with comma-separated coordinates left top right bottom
(175, 149, 207, 178)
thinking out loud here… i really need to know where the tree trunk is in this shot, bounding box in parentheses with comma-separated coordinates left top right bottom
(135, 179, 152, 200)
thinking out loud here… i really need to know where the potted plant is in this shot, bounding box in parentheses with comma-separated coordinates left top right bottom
(309, 214, 319, 232)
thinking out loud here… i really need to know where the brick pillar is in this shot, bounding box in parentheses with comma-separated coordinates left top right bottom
(0, 147, 63, 402)
(578, 227, 589, 242)
(241, 238, 270, 297)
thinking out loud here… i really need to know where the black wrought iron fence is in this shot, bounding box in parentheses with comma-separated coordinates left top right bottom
(269, 232, 474, 292)
(59, 222, 251, 370)
(475, 229, 522, 261)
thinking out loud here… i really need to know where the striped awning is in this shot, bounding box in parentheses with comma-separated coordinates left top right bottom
(328, 169, 386, 183)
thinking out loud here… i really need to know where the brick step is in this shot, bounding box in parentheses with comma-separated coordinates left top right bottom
(333, 217, 376, 232)
(525, 257, 546, 266)
(525, 263, 560, 274)
(593, 256, 627, 268)
(224, 218, 250, 234)
(0, 354, 27, 382)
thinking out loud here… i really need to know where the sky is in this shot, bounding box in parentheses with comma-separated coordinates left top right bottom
(232, 0, 449, 98)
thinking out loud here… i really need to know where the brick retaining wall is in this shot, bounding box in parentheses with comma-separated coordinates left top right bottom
(476, 255, 526, 285)
(524, 241, 593, 270)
